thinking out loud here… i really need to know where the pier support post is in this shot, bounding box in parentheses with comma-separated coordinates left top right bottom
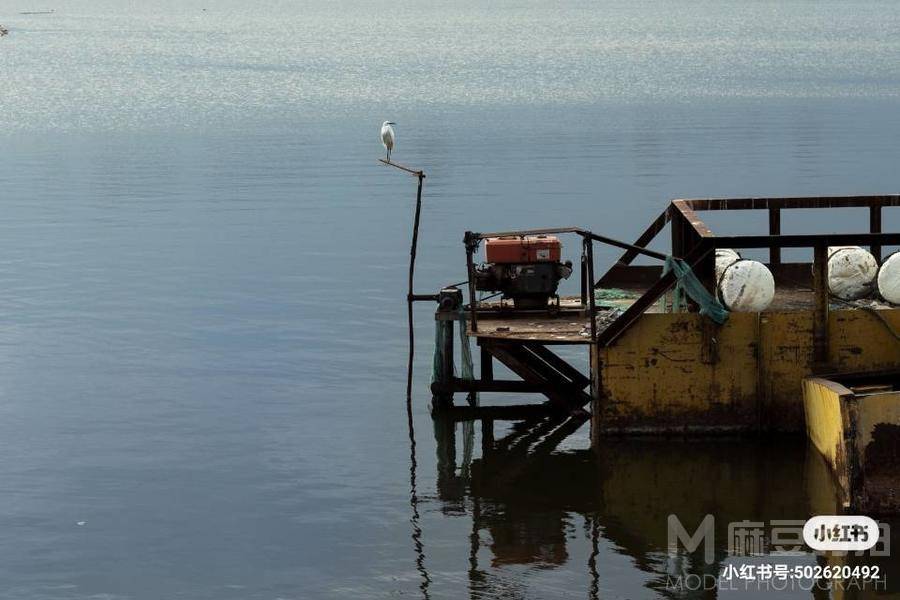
(431, 289, 462, 412)
(590, 342, 603, 449)
(481, 418, 494, 454)
(480, 345, 493, 382)
(431, 318, 455, 411)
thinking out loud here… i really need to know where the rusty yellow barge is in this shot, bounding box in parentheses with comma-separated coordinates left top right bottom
(428, 196, 900, 510)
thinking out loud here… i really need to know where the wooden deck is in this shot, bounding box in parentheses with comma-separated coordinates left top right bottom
(466, 287, 897, 345)
(467, 295, 642, 344)
(468, 313, 592, 344)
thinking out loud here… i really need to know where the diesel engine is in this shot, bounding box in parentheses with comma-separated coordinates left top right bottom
(473, 235, 573, 309)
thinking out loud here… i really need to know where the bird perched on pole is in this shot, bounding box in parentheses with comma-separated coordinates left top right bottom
(381, 121, 396, 162)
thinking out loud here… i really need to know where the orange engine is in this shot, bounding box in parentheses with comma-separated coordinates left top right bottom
(484, 235, 562, 264)
(476, 235, 572, 309)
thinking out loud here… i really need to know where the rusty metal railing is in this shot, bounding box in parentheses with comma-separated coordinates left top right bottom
(462, 228, 669, 341)
(596, 196, 900, 359)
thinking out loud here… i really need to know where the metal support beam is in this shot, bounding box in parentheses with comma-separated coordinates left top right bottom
(525, 343, 591, 389)
(480, 345, 493, 381)
(464, 232, 479, 333)
(586, 238, 597, 341)
(611, 209, 670, 268)
(482, 341, 592, 409)
(677, 195, 900, 211)
(597, 209, 670, 287)
(670, 204, 685, 258)
(580, 243, 588, 306)
(482, 419, 494, 453)
(711, 232, 900, 249)
(469, 227, 669, 262)
(768, 207, 781, 264)
(441, 404, 554, 422)
(596, 244, 711, 347)
(442, 378, 549, 394)
(870, 205, 883, 262)
(812, 244, 829, 370)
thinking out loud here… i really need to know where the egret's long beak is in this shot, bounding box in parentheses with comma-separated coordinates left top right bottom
(387, 121, 396, 125)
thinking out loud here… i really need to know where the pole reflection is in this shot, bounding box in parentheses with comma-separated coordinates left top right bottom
(407, 395, 431, 599)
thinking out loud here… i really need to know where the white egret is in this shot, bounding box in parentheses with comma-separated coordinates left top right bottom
(381, 121, 396, 161)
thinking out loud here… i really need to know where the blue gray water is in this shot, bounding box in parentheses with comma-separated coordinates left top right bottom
(1, 1, 900, 598)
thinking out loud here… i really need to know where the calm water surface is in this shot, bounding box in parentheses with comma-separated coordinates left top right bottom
(1, 1, 900, 598)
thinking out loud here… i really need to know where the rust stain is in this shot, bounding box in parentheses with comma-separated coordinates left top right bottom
(599, 309, 900, 434)
(861, 423, 900, 513)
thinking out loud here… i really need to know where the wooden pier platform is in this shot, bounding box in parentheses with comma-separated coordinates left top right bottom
(430, 196, 900, 450)
(464, 296, 638, 345)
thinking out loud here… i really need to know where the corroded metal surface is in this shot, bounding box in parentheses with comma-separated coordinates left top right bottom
(803, 375, 900, 514)
(855, 390, 900, 513)
(600, 310, 900, 434)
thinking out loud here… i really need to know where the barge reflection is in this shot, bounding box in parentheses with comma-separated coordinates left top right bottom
(428, 415, 899, 598)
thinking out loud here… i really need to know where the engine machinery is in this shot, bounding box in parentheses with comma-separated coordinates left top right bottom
(473, 235, 573, 309)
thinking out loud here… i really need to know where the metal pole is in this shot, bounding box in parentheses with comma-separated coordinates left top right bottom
(465, 233, 479, 333)
(406, 173, 424, 401)
(812, 243, 829, 370)
(586, 236, 597, 342)
(580, 242, 588, 307)
(768, 207, 781, 265)
(870, 205, 883, 262)
(379, 158, 426, 402)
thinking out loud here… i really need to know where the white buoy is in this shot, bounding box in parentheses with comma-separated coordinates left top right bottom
(715, 248, 741, 270)
(715, 249, 775, 312)
(827, 246, 878, 300)
(877, 252, 900, 305)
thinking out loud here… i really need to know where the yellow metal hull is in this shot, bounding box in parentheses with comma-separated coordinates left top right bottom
(591, 308, 900, 434)
(802, 374, 900, 514)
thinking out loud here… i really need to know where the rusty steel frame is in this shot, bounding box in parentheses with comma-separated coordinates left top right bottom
(441, 195, 899, 419)
(596, 195, 900, 353)
(602, 196, 900, 275)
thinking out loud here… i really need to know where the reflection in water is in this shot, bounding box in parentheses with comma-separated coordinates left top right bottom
(407, 395, 431, 598)
(423, 416, 899, 598)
